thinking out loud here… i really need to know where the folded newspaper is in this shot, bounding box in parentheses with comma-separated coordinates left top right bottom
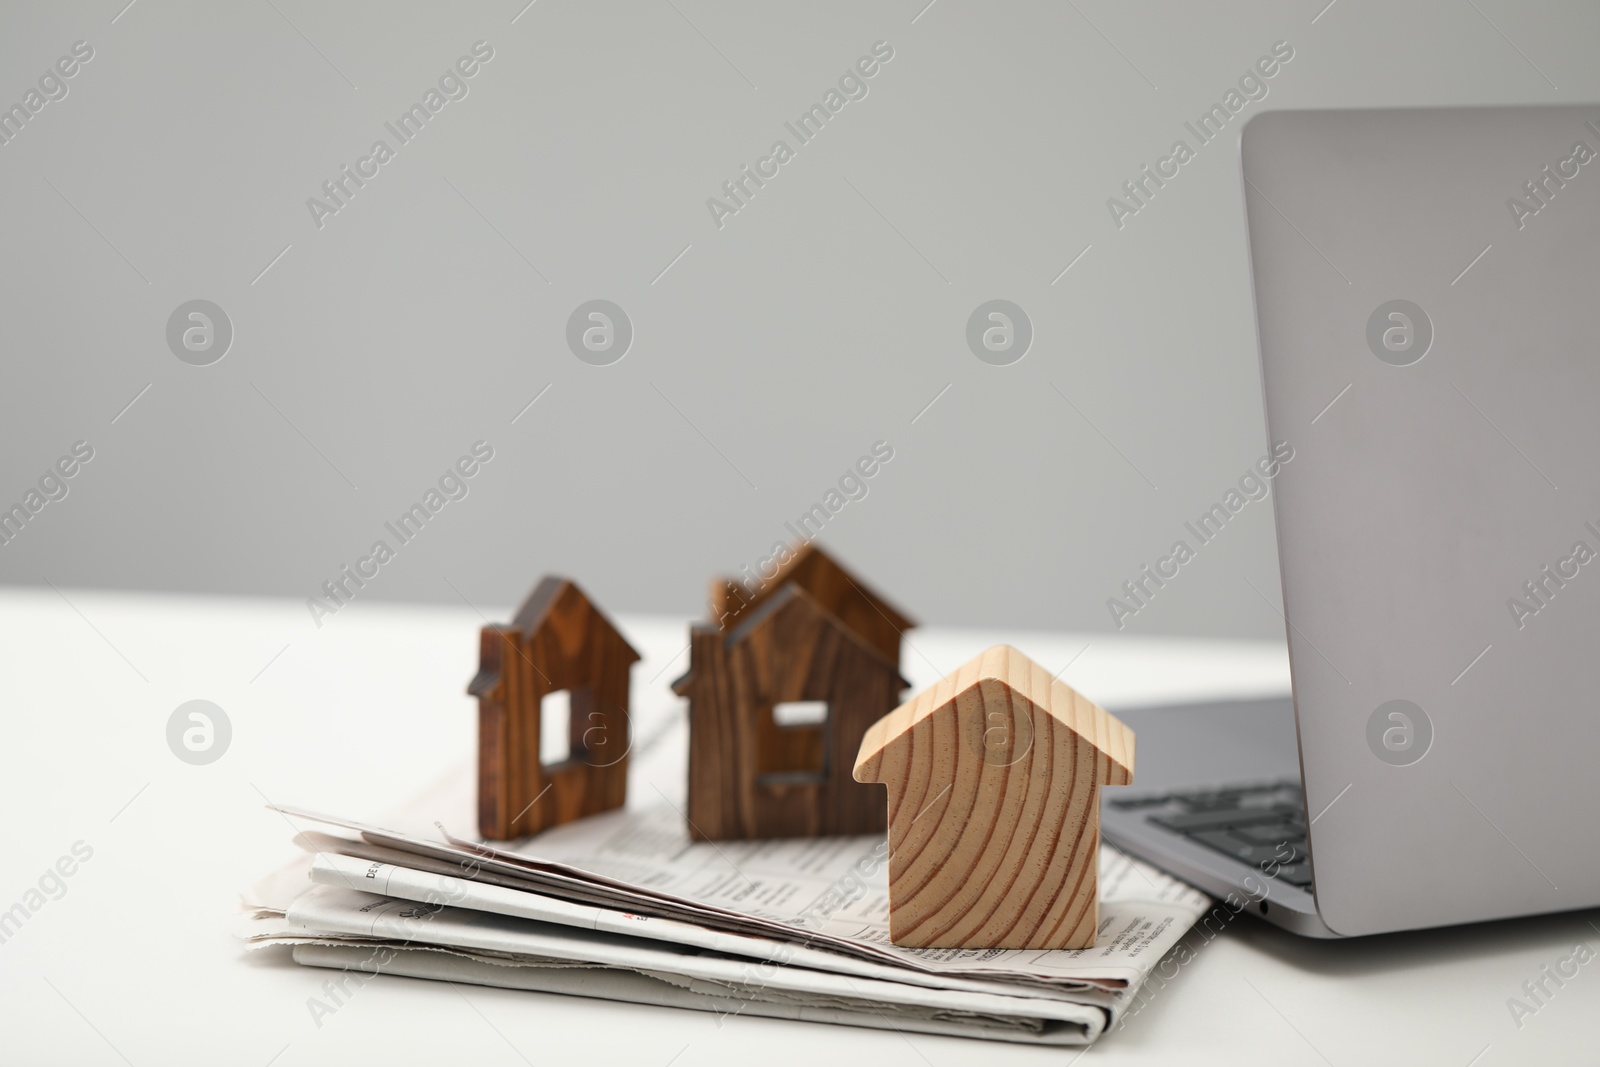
(243, 708, 1211, 1045)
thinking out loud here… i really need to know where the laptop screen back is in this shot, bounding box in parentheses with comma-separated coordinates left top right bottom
(1241, 106, 1600, 935)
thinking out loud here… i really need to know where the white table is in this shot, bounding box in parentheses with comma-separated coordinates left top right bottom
(1, 588, 1591, 1065)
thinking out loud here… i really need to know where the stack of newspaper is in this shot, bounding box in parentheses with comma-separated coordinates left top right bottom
(242, 710, 1210, 1046)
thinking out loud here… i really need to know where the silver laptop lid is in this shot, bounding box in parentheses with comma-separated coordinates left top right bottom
(1241, 106, 1600, 936)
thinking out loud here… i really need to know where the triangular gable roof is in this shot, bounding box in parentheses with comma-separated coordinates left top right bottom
(672, 583, 910, 695)
(711, 543, 914, 663)
(510, 575, 641, 663)
(728, 582, 910, 688)
(855, 645, 1133, 784)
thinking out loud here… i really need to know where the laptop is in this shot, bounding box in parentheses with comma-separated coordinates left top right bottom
(1102, 106, 1600, 938)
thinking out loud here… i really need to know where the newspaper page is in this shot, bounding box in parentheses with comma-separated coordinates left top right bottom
(285, 883, 1114, 1027)
(275, 798, 1209, 990)
(464, 804, 1207, 987)
(289, 942, 1103, 1046)
(281, 884, 1110, 1045)
(301, 851, 1124, 1004)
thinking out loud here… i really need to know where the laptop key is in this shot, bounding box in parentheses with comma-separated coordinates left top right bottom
(1190, 831, 1260, 863)
(1232, 824, 1302, 848)
(1187, 833, 1306, 871)
(1108, 794, 1170, 810)
(1261, 844, 1307, 866)
(1152, 808, 1285, 833)
(1271, 863, 1312, 887)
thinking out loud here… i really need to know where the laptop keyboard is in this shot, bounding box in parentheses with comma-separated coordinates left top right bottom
(1108, 778, 1313, 888)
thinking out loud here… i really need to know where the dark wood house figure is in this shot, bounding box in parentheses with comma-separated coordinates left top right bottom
(673, 545, 915, 840)
(468, 576, 639, 840)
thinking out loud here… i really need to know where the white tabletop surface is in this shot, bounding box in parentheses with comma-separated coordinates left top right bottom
(1, 587, 1594, 1066)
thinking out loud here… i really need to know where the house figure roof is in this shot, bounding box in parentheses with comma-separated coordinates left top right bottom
(855, 644, 1133, 782)
(709, 543, 913, 662)
(676, 543, 912, 694)
(674, 582, 910, 699)
(510, 577, 640, 663)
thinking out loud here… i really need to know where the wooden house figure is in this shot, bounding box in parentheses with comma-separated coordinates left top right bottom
(673, 545, 914, 840)
(853, 645, 1135, 950)
(468, 576, 639, 840)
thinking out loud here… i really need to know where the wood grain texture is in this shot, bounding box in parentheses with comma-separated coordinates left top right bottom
(468, 576, 639, 840)
(708, 543, 914, 664)
(853, 645, 1134, 950)
(676, 583, 906, 840)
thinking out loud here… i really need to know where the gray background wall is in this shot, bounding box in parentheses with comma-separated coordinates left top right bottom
(1, 0, 1593, 637)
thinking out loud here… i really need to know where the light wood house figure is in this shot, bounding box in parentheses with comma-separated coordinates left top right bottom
(853, 645, 1135, 950)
